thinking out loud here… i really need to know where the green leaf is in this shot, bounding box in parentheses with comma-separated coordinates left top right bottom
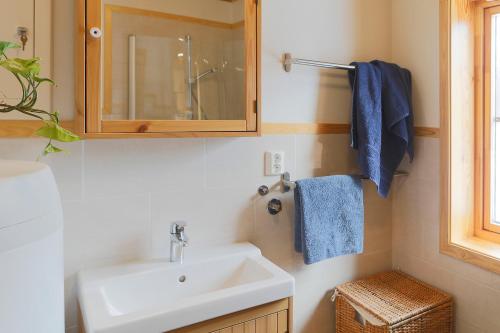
(0, 41, 20, 54)
(0, 57, 41, 76)
(52, 111, 60, 123)
(33, 76, 55, 85)
(35, 121, 80, 142)
(42, 142, 64, 156)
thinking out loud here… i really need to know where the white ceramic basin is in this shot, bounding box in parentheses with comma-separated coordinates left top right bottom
(78, 243, 294, 333)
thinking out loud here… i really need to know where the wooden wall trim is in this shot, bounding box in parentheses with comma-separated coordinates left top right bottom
(414, 127, 440, 138)
(0, 120, 75, 138)
(263, 123, 440, 137)
(262, 123, 351, 135)
(0, 121, 439, 138)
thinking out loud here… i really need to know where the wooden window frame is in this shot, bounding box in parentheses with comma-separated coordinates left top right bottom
(441, 0, 500, 274)
(480, 5, 500, 236)
(75, 0, 261, 138)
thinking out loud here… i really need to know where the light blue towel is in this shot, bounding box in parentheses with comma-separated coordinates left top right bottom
(294, 175, 364, 265)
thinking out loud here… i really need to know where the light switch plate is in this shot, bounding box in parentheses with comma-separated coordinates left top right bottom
(265, 151, 285, 176)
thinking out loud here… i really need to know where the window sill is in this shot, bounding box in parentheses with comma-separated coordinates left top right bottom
(441, 236, 500, 274)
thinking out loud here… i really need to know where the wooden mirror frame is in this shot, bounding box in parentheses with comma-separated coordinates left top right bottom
(75, 0, 260, 138)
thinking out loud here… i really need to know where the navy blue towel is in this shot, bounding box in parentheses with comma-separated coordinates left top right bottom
(294, 175, 364, 265)
(349, 61, 414, 197)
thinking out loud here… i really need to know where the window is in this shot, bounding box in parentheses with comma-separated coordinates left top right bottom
(440, 0, 500, 275)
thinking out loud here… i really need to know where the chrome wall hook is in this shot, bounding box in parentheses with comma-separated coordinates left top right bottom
(281, 172, 296, 193)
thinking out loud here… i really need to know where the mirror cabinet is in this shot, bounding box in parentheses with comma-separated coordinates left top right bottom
(76, 0, 260, 137)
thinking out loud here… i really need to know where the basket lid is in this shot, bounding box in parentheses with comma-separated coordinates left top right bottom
(336, 271, 452, 326)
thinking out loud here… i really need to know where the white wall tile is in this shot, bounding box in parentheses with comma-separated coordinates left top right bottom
(0, 139, 84, 200)
(392, 137, 500, 333)
(484, 288, 500, 332)
(205, 136, 295, 189)
(252, 190, 297, 265)
(64, 275, 79, 330)
(47, 142, 84, 201)
(456, 321, 485, 333)
(83, 139, 205, 198)
(391, 0, 440, 128)
(0, 138, 48, 160)
(63, 194, 151, 276)
(294, 134, 357, 179)
(150, 187, 256, 258)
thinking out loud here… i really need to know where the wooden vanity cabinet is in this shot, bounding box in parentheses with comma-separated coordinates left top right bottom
(208, 311, 288, 333)
(167, 298, 292, 333)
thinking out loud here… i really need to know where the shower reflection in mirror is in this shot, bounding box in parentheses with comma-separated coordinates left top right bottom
(103, 0, 246, 122)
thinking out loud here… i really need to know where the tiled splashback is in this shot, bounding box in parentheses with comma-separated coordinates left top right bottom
(0, 134, 393, 333)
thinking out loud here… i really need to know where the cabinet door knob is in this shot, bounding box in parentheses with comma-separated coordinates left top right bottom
(89, 27, 102, 39)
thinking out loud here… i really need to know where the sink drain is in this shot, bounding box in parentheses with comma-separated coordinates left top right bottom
(178, 275, 186, 283)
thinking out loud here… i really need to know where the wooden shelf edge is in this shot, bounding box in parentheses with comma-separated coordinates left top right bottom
(0, 120, 76, 138)
(0, 120, 440, 138)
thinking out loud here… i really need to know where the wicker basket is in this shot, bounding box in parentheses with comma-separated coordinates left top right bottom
(334, 271, 453, 333)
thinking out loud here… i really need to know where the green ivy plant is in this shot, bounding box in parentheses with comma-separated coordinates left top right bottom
(0, 41, 80, 156)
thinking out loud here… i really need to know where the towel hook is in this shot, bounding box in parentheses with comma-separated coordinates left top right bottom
(281, 172, 295, 193)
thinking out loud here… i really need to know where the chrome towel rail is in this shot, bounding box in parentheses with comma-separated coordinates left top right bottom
(280, 171, 409, 193)
(283, 53, 356, 72)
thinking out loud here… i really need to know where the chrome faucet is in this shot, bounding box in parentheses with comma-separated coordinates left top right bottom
(170, 222, 188, 263)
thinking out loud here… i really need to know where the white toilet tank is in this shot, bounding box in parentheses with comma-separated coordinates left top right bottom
(0, 160, 64, 333)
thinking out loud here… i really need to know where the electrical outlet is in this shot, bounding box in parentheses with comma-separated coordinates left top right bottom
(265, 151, 285, 176)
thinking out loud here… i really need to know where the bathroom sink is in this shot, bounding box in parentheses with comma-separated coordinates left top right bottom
(77, 243, 294, 333)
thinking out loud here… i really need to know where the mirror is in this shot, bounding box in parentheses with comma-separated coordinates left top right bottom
(79, 0, 259, 136)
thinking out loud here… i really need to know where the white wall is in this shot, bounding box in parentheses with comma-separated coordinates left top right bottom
(391, 1, 500, 333)
(1, 0, 396, 332)
(262, 0, 392, 123)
